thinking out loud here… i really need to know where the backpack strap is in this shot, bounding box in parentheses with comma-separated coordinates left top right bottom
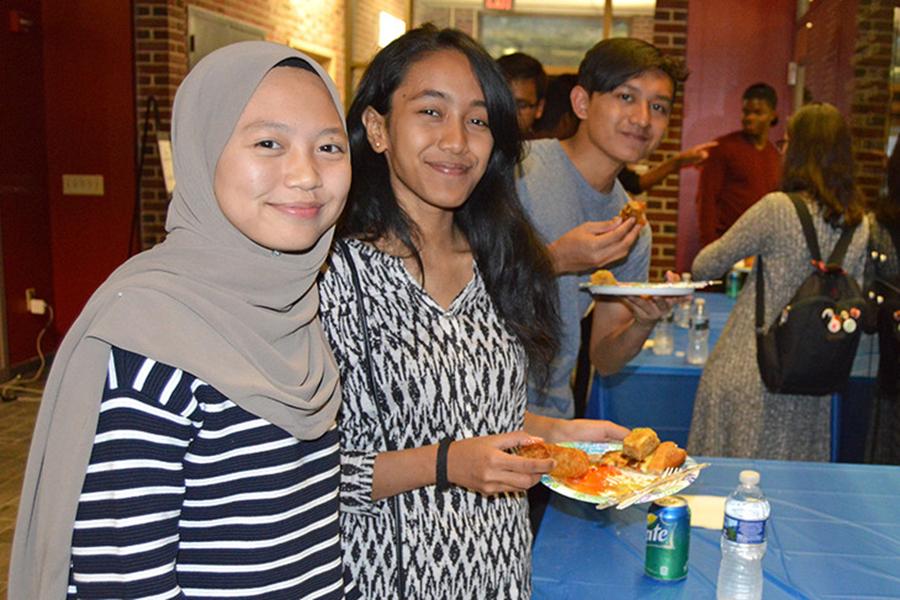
(755, 254, 766, 333)
(756, 193, 810, 333)
(789, 193, 822, 262)
(887, 223, 900, 268)
(756, 193, 854, 333)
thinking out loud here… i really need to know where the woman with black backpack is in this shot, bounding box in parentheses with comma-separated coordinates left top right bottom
(865, 145, 900, 465)
(688, 103, 869, 461)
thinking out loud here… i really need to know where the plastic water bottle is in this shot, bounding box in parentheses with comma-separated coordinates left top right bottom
(686, 298, 709, 365)
(674, 273, 692, 328)
(652, 310, 674, 355)
(716, 470, 771, 600)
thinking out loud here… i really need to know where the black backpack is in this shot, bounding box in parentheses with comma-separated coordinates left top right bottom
(755, 195, 865, 396)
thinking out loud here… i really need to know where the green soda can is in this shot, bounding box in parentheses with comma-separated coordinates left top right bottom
(645, 495, 690, 581)
(726, 269, 742, 298)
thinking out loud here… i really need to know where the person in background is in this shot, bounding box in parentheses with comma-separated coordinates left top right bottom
(689, 103, 868, 461)
(532, 73, 580, 140)
(10, 42, 358, 598)
(319, 25, 628, 599)
(532, 71, 718, 194)
(697, 82, 782, 247)
(618, 140, 718, 195)
(497, 51, 548, 137)
(865, 144, 900, 465)
(517, 37, 688, 420)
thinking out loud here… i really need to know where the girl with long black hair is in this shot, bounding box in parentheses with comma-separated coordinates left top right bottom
(319, 25, 627, 599)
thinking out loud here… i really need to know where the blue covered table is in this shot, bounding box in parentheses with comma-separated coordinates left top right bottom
(532, 457, 900, 599)
(586, 293, 878, 461)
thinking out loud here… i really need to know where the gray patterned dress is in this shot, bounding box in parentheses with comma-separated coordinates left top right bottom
(319, 239, 532, 599)
(689, 192, 869, 461)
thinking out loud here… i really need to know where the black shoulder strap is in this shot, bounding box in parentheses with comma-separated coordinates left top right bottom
(790, 192, 857, 267)
(335, 240, 390, 448)
(756, 194, 811, 333)
(887, 224, 900, 265)
(757, 195, 860, 332)
(826, 225, 856, 267)
(755, 255, 766, 333)
(789, 193, 822, 262)
(334, 239, 407, 600)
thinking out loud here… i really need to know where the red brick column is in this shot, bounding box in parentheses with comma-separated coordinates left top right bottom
(134, 0, 186, 249)
(132, 0, 349, 250)
(851, 0, 894, 203)
(647, 0, 689, 281)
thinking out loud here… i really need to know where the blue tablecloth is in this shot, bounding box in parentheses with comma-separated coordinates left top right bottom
(532, 458, 900, 599)
(587, 293, 878, 462)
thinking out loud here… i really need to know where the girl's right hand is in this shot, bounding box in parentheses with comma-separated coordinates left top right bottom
(447, 431, 554, 495)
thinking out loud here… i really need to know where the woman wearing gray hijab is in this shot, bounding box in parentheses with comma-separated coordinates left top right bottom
(10, 42, 357, 599)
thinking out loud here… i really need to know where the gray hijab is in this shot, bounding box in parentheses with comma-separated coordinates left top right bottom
(9, 41, 346, 599)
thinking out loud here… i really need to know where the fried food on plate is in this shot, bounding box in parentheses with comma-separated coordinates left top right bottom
(619, 199, 647, 226)
(518, 441, 590, 479)
(641, 441, 687, 474)
(590, 269, 618, 286)
(597, 428, 688, 475)
(594, 449, 631, 468)
(623, 427, 660, 461)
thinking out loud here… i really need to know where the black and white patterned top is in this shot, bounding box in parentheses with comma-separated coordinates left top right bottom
(67, 346, 357, 599)
(319, 239, 532, 599)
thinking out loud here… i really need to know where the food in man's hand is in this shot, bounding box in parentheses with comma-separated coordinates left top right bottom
(641, 441, 687, 474)
(518, 441, 590, 479)
(590, 269, 618, 286)
(619, 199, 647, 226)
(623, 427, 660, 461)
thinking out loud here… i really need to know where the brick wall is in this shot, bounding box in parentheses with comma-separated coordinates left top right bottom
(798, 0, 895, 207)
(850, 0, 894, 203)
(630, 14, 655, 44)
(134, 0, 347, 248)
(645, 0, 689, 281)
(351, 0, 410, 92)
(412, 3, 685, 280)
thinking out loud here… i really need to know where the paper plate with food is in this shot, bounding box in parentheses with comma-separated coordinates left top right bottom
(581, 269, 718, 297)
(520, 428, 703, 510)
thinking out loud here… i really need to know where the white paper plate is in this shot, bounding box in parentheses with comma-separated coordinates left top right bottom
(579, 281, 718, 296)
(540, 442, 699, 510)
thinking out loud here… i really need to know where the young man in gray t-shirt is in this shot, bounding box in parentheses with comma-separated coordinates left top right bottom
(518, 38, 688, 419)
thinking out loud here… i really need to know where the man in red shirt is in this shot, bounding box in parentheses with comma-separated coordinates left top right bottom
(697, 83, 782, 246)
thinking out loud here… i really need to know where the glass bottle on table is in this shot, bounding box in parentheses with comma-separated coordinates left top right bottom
(652, 309, 674, 355)
(674, 273, 692, 328)
(686, 297, 709, 365)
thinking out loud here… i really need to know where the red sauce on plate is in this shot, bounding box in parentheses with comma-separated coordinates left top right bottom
(564, 464, 621, 495)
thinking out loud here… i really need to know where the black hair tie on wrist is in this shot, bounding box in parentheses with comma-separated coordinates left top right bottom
(436, 438, 453, 492)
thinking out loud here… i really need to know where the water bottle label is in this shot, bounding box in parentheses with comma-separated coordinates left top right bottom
(723, 515, 766, 544)
(690, 319, 709, 331)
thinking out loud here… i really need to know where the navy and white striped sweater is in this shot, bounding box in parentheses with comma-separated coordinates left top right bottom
(67, 346, 357, 599)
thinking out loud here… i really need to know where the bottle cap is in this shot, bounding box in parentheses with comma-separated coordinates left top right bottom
(693, 297, 707, 317)
(739, 470, 760, 485)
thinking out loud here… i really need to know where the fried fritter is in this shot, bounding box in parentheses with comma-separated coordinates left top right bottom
(518, 441, 590, 479)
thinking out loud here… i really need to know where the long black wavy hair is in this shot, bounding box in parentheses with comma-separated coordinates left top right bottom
(338, 24, 560, 377)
